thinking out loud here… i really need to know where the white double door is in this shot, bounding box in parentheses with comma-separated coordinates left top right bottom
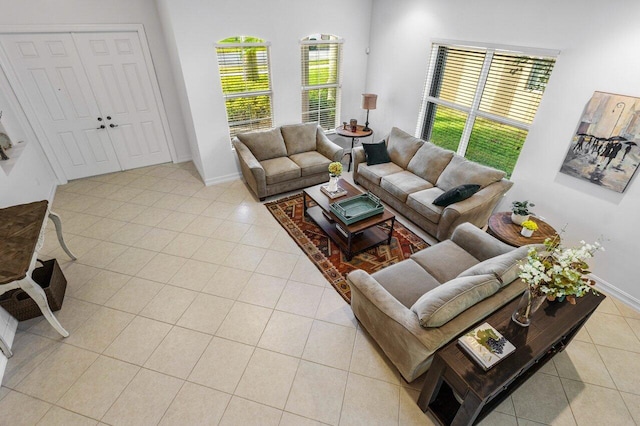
(1, 31, 172, 180)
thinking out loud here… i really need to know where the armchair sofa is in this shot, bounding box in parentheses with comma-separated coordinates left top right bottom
(353, 127, 513, 241)
(347, 223, 539, 382)
(232, 123, 343, 200)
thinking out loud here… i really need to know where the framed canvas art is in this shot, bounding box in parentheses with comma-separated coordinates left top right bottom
(560, 91, 640, 193)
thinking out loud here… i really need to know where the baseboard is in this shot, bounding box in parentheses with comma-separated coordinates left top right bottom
(48, 183, 58, 203)
(204, 172, 241, 187)
(175, 154, 192, 163)
(591, 273, 640, 311)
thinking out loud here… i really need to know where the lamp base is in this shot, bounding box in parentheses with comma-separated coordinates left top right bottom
(362, 125, 371, 132)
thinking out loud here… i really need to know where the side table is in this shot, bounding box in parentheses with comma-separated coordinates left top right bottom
(417, 291, 603, 425)
(487, 212, 558, 247)
(335, 124, 373, 172)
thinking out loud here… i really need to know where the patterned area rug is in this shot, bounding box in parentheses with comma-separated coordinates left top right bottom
(266, 193, 429, 302)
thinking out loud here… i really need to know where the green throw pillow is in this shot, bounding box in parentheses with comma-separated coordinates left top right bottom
(433, 184, 481, 207)
(362, 141, 391, 165)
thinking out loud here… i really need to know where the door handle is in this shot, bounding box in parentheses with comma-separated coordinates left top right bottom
(110, 124, 118, 128)
(97, 125, 105, 129)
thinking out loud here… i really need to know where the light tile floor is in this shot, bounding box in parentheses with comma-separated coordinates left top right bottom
(2, 161, 640, 425)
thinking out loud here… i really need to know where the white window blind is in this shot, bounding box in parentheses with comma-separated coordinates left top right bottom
(300, 34, 343, 131)
(418, 42, 557, 177)
(215, 36, 273, 138)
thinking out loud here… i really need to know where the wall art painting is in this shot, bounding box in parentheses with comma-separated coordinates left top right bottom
(560, 91, 640, 193)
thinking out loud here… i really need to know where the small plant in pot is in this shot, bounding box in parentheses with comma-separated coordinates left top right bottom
(520, 220, 538, 237)
(511, 200, 535, 225)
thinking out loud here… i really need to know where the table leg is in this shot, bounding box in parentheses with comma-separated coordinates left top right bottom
(303, 192, 308, 216)
(18, 276, 69, 337)
(346, 232, 354, 261)
(48, 211, 77, 260)
(387, 217, 396, 245)
(347, 137, 357, 172)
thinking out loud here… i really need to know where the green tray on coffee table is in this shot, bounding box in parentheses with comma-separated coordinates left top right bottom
(329, 192, 384, 225)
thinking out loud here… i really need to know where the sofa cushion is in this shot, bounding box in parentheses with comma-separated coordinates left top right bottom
(281, 122, 318, 155)
(237, 128, 287, 161)
(380, 171, 433, 202)
(411, 240, 480, 283)
(436, 155, 506, 192)
(386, 127, 424, 169)
(406, 187, 445, 223)
(358, 162, 404, 185)
(458, 244, 542, 287)
(407, 142, 454, 184)
(289, 151, 331, 176)
(372, 259, 441, 308)
(362, 141, 391, 165)
(411, 274, 501, 327)
(260, 157, 301, 185)
(433, 184, 481, 207)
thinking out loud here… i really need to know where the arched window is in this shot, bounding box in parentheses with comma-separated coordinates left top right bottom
(300, 34, 343, 131)
(215, 36, 273, 137)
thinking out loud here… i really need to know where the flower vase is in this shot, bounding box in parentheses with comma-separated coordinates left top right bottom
(511, 289, 546, 327)
(511, 213, 529, 225)
(328, 175, 339, 192)
(521, 227, 534, 237)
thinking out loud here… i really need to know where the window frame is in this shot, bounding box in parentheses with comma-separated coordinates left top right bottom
(300, 35, 344, 132)
(416, 40, 559, 170)
(215, 37, 274, 139)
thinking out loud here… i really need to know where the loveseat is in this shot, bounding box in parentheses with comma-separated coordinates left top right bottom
(353, 127, 513, 241)
(233, 123, 343, 200)
(347, 222, 539, 382)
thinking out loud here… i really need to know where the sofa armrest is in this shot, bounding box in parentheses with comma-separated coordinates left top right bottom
(352, 146, 366, 180)
(437, 179, 513, 241)
(316, 127, 344, 162)
(450, 222, 514, 261)
(232, 138, 266, 199)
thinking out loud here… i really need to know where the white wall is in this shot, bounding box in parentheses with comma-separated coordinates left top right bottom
(156, 0, 373, 185)
(367, 0, 640, 303)
(0, 0, 192, 168)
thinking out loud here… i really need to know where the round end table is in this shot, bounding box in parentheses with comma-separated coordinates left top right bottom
(487, 212, 559, 247)
(335, 125, 373, 172)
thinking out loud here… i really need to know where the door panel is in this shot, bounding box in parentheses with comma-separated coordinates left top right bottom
(1, 33, 121, 179)
(73, 32, 171, 170)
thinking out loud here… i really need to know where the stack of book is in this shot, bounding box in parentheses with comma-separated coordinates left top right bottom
(320, 184, 347, 199)
(457, 323, 515, 370)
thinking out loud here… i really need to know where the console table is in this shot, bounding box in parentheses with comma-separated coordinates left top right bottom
(417, 291, 604, 425)
(0, 200, 76, 358)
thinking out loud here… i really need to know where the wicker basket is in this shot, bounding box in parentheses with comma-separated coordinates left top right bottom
(0, 259, 67, 321)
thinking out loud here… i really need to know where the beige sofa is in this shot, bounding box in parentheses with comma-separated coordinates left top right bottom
(348, 222, 538, 382)
(353, 127, 513, 241)
(232, 123, 343, 200)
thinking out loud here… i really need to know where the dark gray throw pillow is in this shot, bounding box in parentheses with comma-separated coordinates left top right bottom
(362, 141, 391, 165)
(433, 184, 481, 206)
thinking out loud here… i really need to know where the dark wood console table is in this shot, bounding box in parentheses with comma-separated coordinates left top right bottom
(417, 291, 604, 425)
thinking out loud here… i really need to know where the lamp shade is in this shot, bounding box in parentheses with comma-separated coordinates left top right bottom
(361, 93, 378, 110)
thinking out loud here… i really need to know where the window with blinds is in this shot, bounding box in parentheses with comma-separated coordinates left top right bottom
(215, 36, 273, 138)
(418, 43, 557, 177)
(301, 34, 343, 131)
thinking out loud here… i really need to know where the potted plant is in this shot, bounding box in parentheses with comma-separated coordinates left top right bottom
(520, 220, 538, 237)
(511, 200, 535, 225)
(512, 236, 603, 326)
(327, 162, 343, 192)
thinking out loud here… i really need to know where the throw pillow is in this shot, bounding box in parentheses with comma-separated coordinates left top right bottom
(362, 141, 391, 165)
(433, 184, 481, 206)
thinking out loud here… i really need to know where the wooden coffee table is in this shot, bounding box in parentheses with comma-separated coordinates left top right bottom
(487, 212, 559, 247)
(303, 179, 395, 260)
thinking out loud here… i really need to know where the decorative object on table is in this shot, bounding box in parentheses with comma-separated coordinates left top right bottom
(520, 220, 538, 237)
(265, 193, 427, 302)
(560, 91, 640, 193)
(327, 161, 343, 192)
(458, 322, 516, 370)
(329, 192, 384, 225)
(343, 121, 348, 130)
(349, 119, 358, 132)
(361, 93, 377, 132)
(510, 200, 534, 225)
(512, 235, 603, 326)
(0, 144, 8, 161)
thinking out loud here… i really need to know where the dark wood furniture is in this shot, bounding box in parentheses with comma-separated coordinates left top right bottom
(303, 179, 395, 260)
(487, 212, 558, 247)
(417, 291, 604, 425)
(335, 124, 373, 172)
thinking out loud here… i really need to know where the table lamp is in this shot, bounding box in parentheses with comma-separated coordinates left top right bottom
(361, 93, 377, 132)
